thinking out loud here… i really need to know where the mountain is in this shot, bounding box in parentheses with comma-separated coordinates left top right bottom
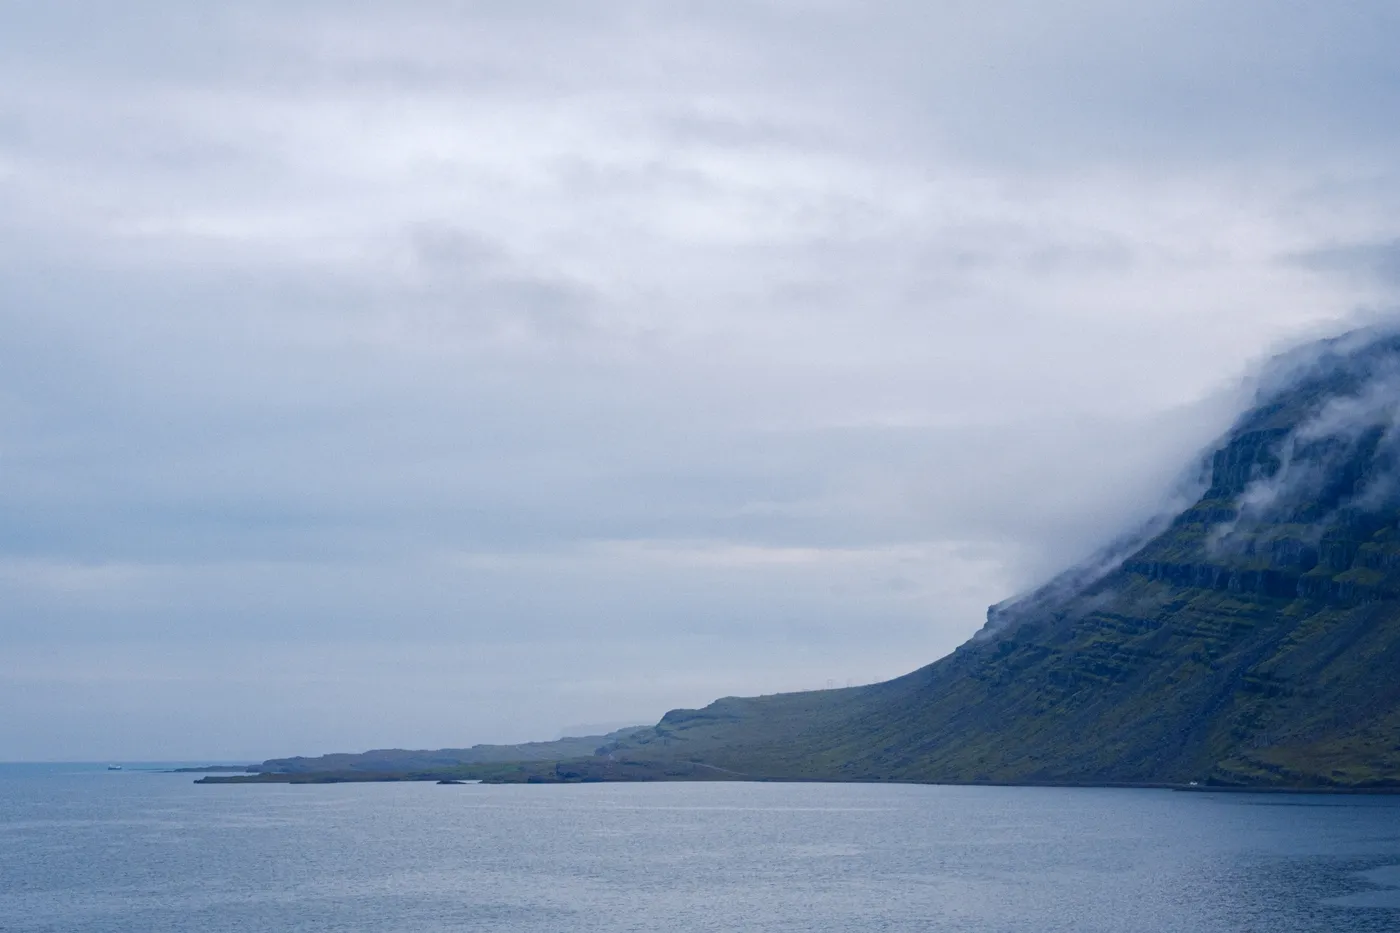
(213, 327, 1400, 789)
(575, 327, 1400, 789)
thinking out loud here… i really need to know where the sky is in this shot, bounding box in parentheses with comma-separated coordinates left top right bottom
(4, 1, 1400, 761)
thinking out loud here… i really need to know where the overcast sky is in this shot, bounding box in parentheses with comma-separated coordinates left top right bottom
(4, 1, 1400, 760)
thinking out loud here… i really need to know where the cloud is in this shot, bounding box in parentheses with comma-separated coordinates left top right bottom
(3, 1, 1400, 757)
(1206, 329, 1400, 555)
(1290, 240, 1400, 288)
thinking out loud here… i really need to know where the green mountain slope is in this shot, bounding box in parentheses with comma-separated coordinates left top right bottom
(589, 328, 1400, 788)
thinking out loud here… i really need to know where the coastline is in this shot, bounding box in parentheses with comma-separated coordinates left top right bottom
(193, 769, 1400, 794)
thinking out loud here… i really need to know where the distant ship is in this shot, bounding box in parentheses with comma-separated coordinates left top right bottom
(106, 765, 122, 771)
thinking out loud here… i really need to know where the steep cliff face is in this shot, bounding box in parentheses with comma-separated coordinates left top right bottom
(604, 328, 1400, 787)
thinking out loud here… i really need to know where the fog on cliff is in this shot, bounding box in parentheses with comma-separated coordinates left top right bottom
(4, 1, 1400, 760)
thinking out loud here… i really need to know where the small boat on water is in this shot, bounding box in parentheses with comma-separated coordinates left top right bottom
(106, 765, 122, 771)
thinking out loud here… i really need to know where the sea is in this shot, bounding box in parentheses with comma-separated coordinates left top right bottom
(3, 763, 1400, 932)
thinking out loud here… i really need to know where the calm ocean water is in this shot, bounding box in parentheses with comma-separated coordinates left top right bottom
(3, 764, 1400, 932)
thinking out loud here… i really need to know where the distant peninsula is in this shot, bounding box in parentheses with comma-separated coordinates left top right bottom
(205, 328, 1400, 791)
(198, 729, 653, 784)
